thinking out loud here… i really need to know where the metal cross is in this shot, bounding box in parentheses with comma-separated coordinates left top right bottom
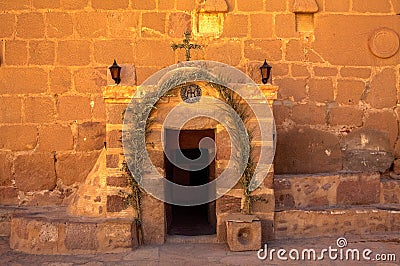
(171, 31, 202, 61)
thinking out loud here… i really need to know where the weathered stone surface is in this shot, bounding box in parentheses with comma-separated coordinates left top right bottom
(38, 124, 73, 152)
(336, 79, 365, 104)
(222, 14, 248, 38)
(141, 194, 165, 244)
(337, 173, 380, 205)
(106, 176, 128, 187)
(329, 106, 363, 126)
(168, 12, 191, 38)
(313, 15, 399, 66)
(365, 68, 397, 108)
(0, 68, 48, 94)
(365, 111, 398, 146)
(14, 153, 56, 192)
(0, 187, 18, 205)
(308, 79, 334, 102)
(381, 179, 400, 204)
(275, 127, 342, 174)
(106, 195, 128, 212)
(46, 12, 73, 38)
(65, 223, 98, 250)
(77, 122, 106, 151)
(226, 218, 261, 251)
(74, 67, 106, 93)
(341, 128, 394, 172)
(216, 195, 241, 213)
(16, 12, 45, 38)
(0, 153, 12, 186)
(0, 97, 22, 123)
(56, 151, 100, 186)
(292, 104, 326, 125)
(25, 96, 56, 123)
(5, 40, 28, 65)
(274, 78, 306, 101)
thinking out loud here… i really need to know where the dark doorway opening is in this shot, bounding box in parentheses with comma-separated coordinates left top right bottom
(165, 130, 216, 236)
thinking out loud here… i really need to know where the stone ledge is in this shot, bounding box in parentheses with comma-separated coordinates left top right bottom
(9, 206, 137, 255)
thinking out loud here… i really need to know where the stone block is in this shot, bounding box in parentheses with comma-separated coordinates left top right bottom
(92, 95, 106, 120)
(313, 66, 338, 77)
(325, 0, 350, 11)
(107, 12, 139, 38)
(265, 0, 287, 11)
(57, 40, 91, 66)
(24, 96, 56, 123)
(65, 223, 98, 250)
(394, 159, 400, 175)
(176, 0, 196, 10)
(141, 194, 165, 244)
(61, 0, 89, 9)
(308, 78, 334, 102)
(33, 0, 60, 8)
(365, 111, 398, 146)
(107, 130, 122, 149)
(75, 12, 107, 38)
(14, 153, 56, 192)
(0, 187, 18, 205)
(274, 78, 306, 101)
(244, 40, 282, 61)
(0, 97, 22, 123)
(50, 67, 71, 94)
(16, 13, 45, 38)
(136, 39, 175, 66)
(340, 67, 371, 78)
(291, 64, 309, 77)
(337, 173, 380, 205)
(237, 0, 263, 11)
(56, 151, 100, 185)
(226, 217, 261, 251)
(5, 40, 28, 65)
(93, 39, 134, 64)
(342, 128, 394, 172)
(107, 195, 128, 212)
(97, 222, 134, 251)
(292, 104, 326, 125)
(77, 122, 105, 151)
(58, 95, 92, 121)
(0, 153, 12, 186)
(275, 127, 342, 174)
(38, 124, 73, 152)
(0, 0, 30, 10)
(205, 41, 241, 66)
(142, 12, 166, 35)
(29, 40, 55, 65)
(222, 14, 248, 38)
(275, 193, 295, 209)
(106, 154, 119, 168)
(381, 179, 400, 204)
(365, 68, 397, 108)
(107, 175, 128, 187)
(46, 12, 73, 38)
(285, 39, 304, 62)
(275, 14, 297, 38)
(131, 0, 156, 10)
(0, 125, 37, 151)
(92, 0, 128, 9)
(336, 79, 365, 105)
(168, 12, 191, 38)
(0, 14, 15, 38)
(74, 67, 106, 93)
(352, 0, 391, 13)
(106, 103, 128, 124)
(158, 0, 174, 10)
(217, 195, 241, 213)
(329, 106, 363, 126)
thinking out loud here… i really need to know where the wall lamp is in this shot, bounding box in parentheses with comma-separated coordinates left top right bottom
(260, 59, 272, 84)
(109, 59, 121, 84)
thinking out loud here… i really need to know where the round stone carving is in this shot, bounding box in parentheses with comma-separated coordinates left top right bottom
(368, 28, 399, 58)
(180, 83, 202, 103)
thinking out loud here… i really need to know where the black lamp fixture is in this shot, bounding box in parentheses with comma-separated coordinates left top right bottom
(109, 59, 121, 84)
(260, 59, 272, 84)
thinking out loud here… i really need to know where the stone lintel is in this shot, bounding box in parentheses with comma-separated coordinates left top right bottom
(291, 0, 319, 13)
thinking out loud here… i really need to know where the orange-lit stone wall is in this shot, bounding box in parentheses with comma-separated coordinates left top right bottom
(0, 0, 399, 206)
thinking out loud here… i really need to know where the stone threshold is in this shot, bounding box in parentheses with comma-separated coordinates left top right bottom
(166, 234, 218, 244)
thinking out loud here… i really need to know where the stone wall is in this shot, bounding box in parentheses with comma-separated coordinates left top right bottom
(0, 0, 399, 205)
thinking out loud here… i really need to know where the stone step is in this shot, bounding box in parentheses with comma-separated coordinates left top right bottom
(8, 206, 137, 255)
(166, 234, 218, 244)
(274, 205, 400, 240)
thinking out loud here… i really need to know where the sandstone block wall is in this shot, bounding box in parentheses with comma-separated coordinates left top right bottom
(0, 0, 399, 205)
